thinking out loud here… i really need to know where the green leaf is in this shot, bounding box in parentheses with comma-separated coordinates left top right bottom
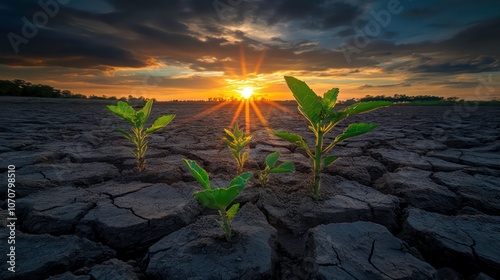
(322, 88, 339, 109)
(265, 152, 280, 168)
(343, 101, 392, 116)
(145, 114, 175, 134)
(226, 203, 240, 222)
(323, 110, 347, 126)
(223, 139, 235, 151)
(241, 151, 249, 165)
(268, 161, 295, 173)
(223, 128, 236, 141)
(270, 130, 309, 151)
(322, 155, 338, 168)
(193, 189, 232, 211)
(137, 99, 153, 127)
(193, 172, 252, 210)
(115, 129, 134, 142)
(107, 101, 136, 124)
(334, 123, 378, 144)
(193, 190, 226, 210)
(284, 76, 321, 124)
(182, 159, 211, 190)
(244, 135, 252, 144)
(222, 122, 251, 155)
(229, 172, 253, 189)
(233, 122, 243, 138)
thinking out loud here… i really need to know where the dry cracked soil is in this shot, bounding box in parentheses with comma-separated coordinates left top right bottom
(0, 97, 499, 280)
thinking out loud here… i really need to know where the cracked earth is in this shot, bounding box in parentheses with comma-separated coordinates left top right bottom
(0, 97, 499, 279)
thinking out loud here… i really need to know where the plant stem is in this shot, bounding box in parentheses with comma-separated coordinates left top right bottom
(312, 131, 324, 200)
(219, 209, 232, 241)
(258, 171, 268, 186)
(236, 161, 241, 175)
(134, 128, 146, 172)
(233, 152, 242, 174)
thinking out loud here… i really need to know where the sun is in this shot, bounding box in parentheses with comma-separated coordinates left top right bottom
(240, 87, 254, 99)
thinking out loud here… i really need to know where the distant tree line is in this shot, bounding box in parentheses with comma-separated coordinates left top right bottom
(358, 94, 459, 103)
(339, 94, 460, 105)
(207, 96, 270, 102)
(0, 79, 88, 99)
(2, 79, 473, 105)
(206, 94, 460, 103)
(0, 79, 152, 102)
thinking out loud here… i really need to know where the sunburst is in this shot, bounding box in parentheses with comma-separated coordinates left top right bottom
(240, 87, 254, 99)
(182, 44, 296, 135)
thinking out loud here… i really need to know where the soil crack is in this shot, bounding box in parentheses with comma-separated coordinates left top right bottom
(39, 171, 52, 181)
(331, 244, 342, 265)
(111, 199, 147, 220)
(341, 194, 374, 221)
(367, 238, 396, 280)
(455, 224, 479, 262)
(458, 150, 465, 163)
(337, 266, 359, 280)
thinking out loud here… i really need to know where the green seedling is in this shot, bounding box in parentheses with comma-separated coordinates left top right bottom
(271, 76, 391, 200)
(107, 100, 175, 172)
(222, 122, 252, 174)
(258, 152, 295, 186)
(182, 159, 252, 241)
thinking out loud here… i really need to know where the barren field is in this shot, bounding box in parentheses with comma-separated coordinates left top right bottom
(0, 97, 499, 279)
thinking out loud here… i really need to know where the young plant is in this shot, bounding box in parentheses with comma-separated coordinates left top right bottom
(222, 122, 252, 174)
(182, 159, 252, 241)
(271, 76, 391, 200)
(107, 100, 175, 172)
(258, 152, 295, 186)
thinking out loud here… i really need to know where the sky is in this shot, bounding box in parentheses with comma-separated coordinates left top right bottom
(1, 0, 499, 101)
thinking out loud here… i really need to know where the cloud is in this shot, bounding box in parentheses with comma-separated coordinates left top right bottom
(402, 8, 437, 18)
(411, 59, 499, 74)
(0, 0, 499, 100)
(441, 16, 500, 55)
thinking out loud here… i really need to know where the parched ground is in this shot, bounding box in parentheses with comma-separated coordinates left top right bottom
(0, 97, 499, 280)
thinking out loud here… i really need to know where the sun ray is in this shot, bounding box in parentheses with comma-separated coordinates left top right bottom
(230, 100, 245, 128)
(250, 99, 270, 130)
(219, 45, 275, 134)
(263, 100, 299, 116)
(245, 99, 251, 135)
(180, 101, 231, 125)
(253, 50, 267, 74)
(221, 61, 237, 78)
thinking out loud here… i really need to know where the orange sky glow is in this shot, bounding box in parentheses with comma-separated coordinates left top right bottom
(1, 1, 499, 101)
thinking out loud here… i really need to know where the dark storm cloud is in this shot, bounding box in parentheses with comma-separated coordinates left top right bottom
(0, 1, 146, 67)
(402, 8, 436, 18)
(258, 0, 365, 29)
(1, 27, 146, 68)
(411, 60, 499, 74)
(1, 0, 499, 88)
(334, 28, 357, 37)
(441, 16, 500, 55)
(339, 16, 500, 74)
